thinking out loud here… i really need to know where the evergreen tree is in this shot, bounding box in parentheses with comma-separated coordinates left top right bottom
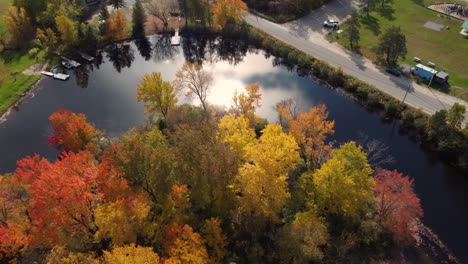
(377, 26, 407, 66)
(344, 11, 360, 50)
(108, 0, 126, 10)
(132, 0, 147, 37)
(99, 2, 110, 21)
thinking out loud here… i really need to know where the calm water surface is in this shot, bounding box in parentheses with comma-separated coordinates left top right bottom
(0, 36, 466, 262)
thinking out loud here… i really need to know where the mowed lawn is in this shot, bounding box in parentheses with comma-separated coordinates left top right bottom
(331, 0, 468, 100)
(0, 0, 42, 116)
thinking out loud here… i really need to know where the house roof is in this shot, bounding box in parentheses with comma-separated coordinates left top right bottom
(415, 64, 438, 74)
(436, 71, 449, 79)
(463, 20, 468, 29)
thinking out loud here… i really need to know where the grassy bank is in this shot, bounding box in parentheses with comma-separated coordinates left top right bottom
(329, 0, 468, 100)
(0, 74, 39, 114)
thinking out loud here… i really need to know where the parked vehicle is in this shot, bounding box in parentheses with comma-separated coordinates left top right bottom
(411, 64, 437, 81)
(323, 20, 339, 28)
(386, 68, 401, 77)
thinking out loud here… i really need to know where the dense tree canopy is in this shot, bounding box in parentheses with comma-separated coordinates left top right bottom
(0, 98, 424, 263)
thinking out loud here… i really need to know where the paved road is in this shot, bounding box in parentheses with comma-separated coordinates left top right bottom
(245, 12, 468, 123)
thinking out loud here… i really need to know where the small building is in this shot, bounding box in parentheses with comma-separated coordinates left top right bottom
(461, 20, 468, 36)
(435, 71, 449, 84)
(411, 64, 438, 81)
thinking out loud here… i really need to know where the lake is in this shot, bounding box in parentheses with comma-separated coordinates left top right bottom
(0, 35, 466, 262)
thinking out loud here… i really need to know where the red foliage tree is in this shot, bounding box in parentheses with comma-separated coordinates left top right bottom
(374, 168, 423, 244)
(48, 109, 101, 153)
(14, 151, 102, 246)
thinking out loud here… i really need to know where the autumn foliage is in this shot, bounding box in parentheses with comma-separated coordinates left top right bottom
(374, 168, 423, 244)
(212, 0, 248, 29)
(0, 103, 425, 263)
(48, 109, 101, 152)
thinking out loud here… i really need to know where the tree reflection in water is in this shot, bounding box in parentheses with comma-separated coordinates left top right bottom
(74, 63, 93, 89)
(152, 35, 179, 62)
(135, 37, 153, 61)
(181, 34, 250, 66)
(105, 43, 135, 73)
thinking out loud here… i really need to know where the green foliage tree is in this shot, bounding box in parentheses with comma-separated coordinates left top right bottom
(136, 72, 178, 120)
(446, 103, 466, 130)
(358, 0, 377, 16)
(108, 0, 126, 10)
(275, 210, 328, 263)
(313, 141, 375, 217)
(132, 0, 147, 37)
(377, 26, 407, 66)
(344, 11, 360, 50)
(99, 2, 110, 21)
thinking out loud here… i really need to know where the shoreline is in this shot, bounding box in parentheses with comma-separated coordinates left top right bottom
(0, 76, 45, 124)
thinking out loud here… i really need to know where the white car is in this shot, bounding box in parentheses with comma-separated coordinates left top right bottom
(323, 20, 339, 27)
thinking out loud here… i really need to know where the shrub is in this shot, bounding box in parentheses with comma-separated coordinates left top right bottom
(385, 101, 401, 118)
(357, 86, 369, 100)
(401, 110, 415, 129)
(367, 91, 381, 107)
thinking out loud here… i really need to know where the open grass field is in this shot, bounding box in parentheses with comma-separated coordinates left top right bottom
(330, 0, 468, 100)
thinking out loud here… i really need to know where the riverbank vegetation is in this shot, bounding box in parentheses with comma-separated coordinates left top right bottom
(329, 0, 468, 100)
(235, 24, 468, 169)
(0, 67, 426, 262)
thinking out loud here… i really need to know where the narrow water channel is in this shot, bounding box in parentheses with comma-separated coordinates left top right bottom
(0, 35, 466, 262)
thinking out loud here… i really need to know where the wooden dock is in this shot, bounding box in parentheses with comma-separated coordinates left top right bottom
(41, 71, 70, 81)
(79, 52, 95, 62)
(60, 56, 81, 68)
(171, 30, 180, 46)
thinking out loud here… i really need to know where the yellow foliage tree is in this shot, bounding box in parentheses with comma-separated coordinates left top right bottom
(313, 141, 375, 217)
(36, 27, 58, 48)
(166, 224, 210, 264)
(46, 246, 98, 264)
(230, 83, 262, 126)
(3, 6, 32, 48)
(103, 244, 160, 264)
(235, 124, 299, 222)
(107, 11, 128, 41)
(287, 104, 335, 169)
(212, 0, 248, 29)
(94, 197, 150, 246)
(203, 218, 228, 264)
(136, 72, 178, 120)
(218, 114, 256, 159)
(55, 16, 78, 48)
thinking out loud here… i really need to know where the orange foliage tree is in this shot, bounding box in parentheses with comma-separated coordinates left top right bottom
(47, 109, 101, 153)
(374, 168, 423, 245)
(164, 223, 210, 264)
(107, 11, 128, 41)
(280, 104, 334, 169)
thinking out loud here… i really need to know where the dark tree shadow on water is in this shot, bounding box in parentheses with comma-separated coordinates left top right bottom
(360, 15, 381, 35)
(135, 37, 153, 61)
(181, 34, 211, 65)
(105, 44, 135, 73)
(152, 35, 179, 62)
(214, 37, 249, 66)
(75, 63, 93, 89)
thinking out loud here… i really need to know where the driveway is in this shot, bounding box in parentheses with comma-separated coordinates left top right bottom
(244, 0, 468, 123)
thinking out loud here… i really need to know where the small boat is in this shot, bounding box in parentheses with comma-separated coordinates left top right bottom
(79, 52, 95, 62)
(41, 71, 54, 77)
(62, 61, 73, 69)
(53, 73, 70, 81)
